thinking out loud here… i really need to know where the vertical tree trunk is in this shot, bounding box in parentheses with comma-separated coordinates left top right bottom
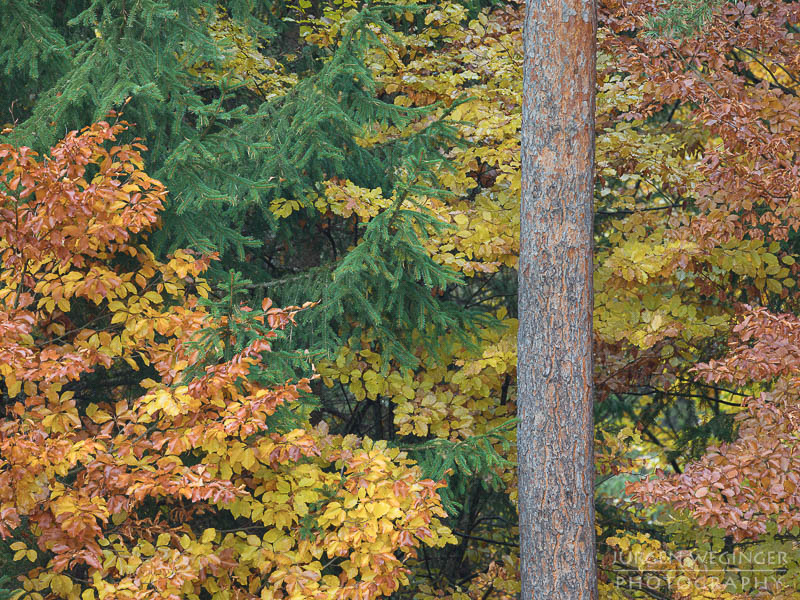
(517, 0, 597, 596)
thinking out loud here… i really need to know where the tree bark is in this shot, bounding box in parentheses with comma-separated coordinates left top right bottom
(517, 0, 597, 595)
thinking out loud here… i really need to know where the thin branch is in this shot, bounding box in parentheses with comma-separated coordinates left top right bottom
(452, 530, 518, 548)
(244, 265, 333, 290)
(596, 203, 680, 216)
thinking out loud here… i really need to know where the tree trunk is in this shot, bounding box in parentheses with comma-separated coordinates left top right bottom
(517, 0, 597, 596)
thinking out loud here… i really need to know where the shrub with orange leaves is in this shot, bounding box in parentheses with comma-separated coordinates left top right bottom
(0, 121, 454, 600)
(629, 306, 800, 542)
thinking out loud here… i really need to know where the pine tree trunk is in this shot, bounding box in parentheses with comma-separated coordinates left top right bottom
(517, 0, 597, 596)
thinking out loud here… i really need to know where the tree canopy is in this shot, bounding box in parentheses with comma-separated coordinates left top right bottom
(3, 0, 800, 598)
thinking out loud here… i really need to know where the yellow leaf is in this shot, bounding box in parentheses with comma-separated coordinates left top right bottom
(201, 528, 216, 544)
(371, 502, 389, 518)
(767, 278, 782, 293)
(453, 213, 469, 227)
(109, 336, 123, 354)
(6, 373, 20, 398)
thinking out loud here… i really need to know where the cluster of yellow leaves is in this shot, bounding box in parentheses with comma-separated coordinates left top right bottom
(271, 179, 392, 222)
(315, 314, 518, 509)
(318, 314, 514, 442)
(596, 207, 797, 356)
(366, 3, 522, 275)
(185, 9, 298, 99)
(294, 0, 361, 48)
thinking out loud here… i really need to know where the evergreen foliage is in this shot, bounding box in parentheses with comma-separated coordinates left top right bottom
(0, 0, 488, 358)
(645, 0, 719, 38)
(403, 420, 517, 514)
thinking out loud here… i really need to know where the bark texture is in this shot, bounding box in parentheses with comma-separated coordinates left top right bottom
(517, 0, 597, 596)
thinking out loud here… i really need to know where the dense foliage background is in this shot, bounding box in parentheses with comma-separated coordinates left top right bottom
(3, 0, 800, 598)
